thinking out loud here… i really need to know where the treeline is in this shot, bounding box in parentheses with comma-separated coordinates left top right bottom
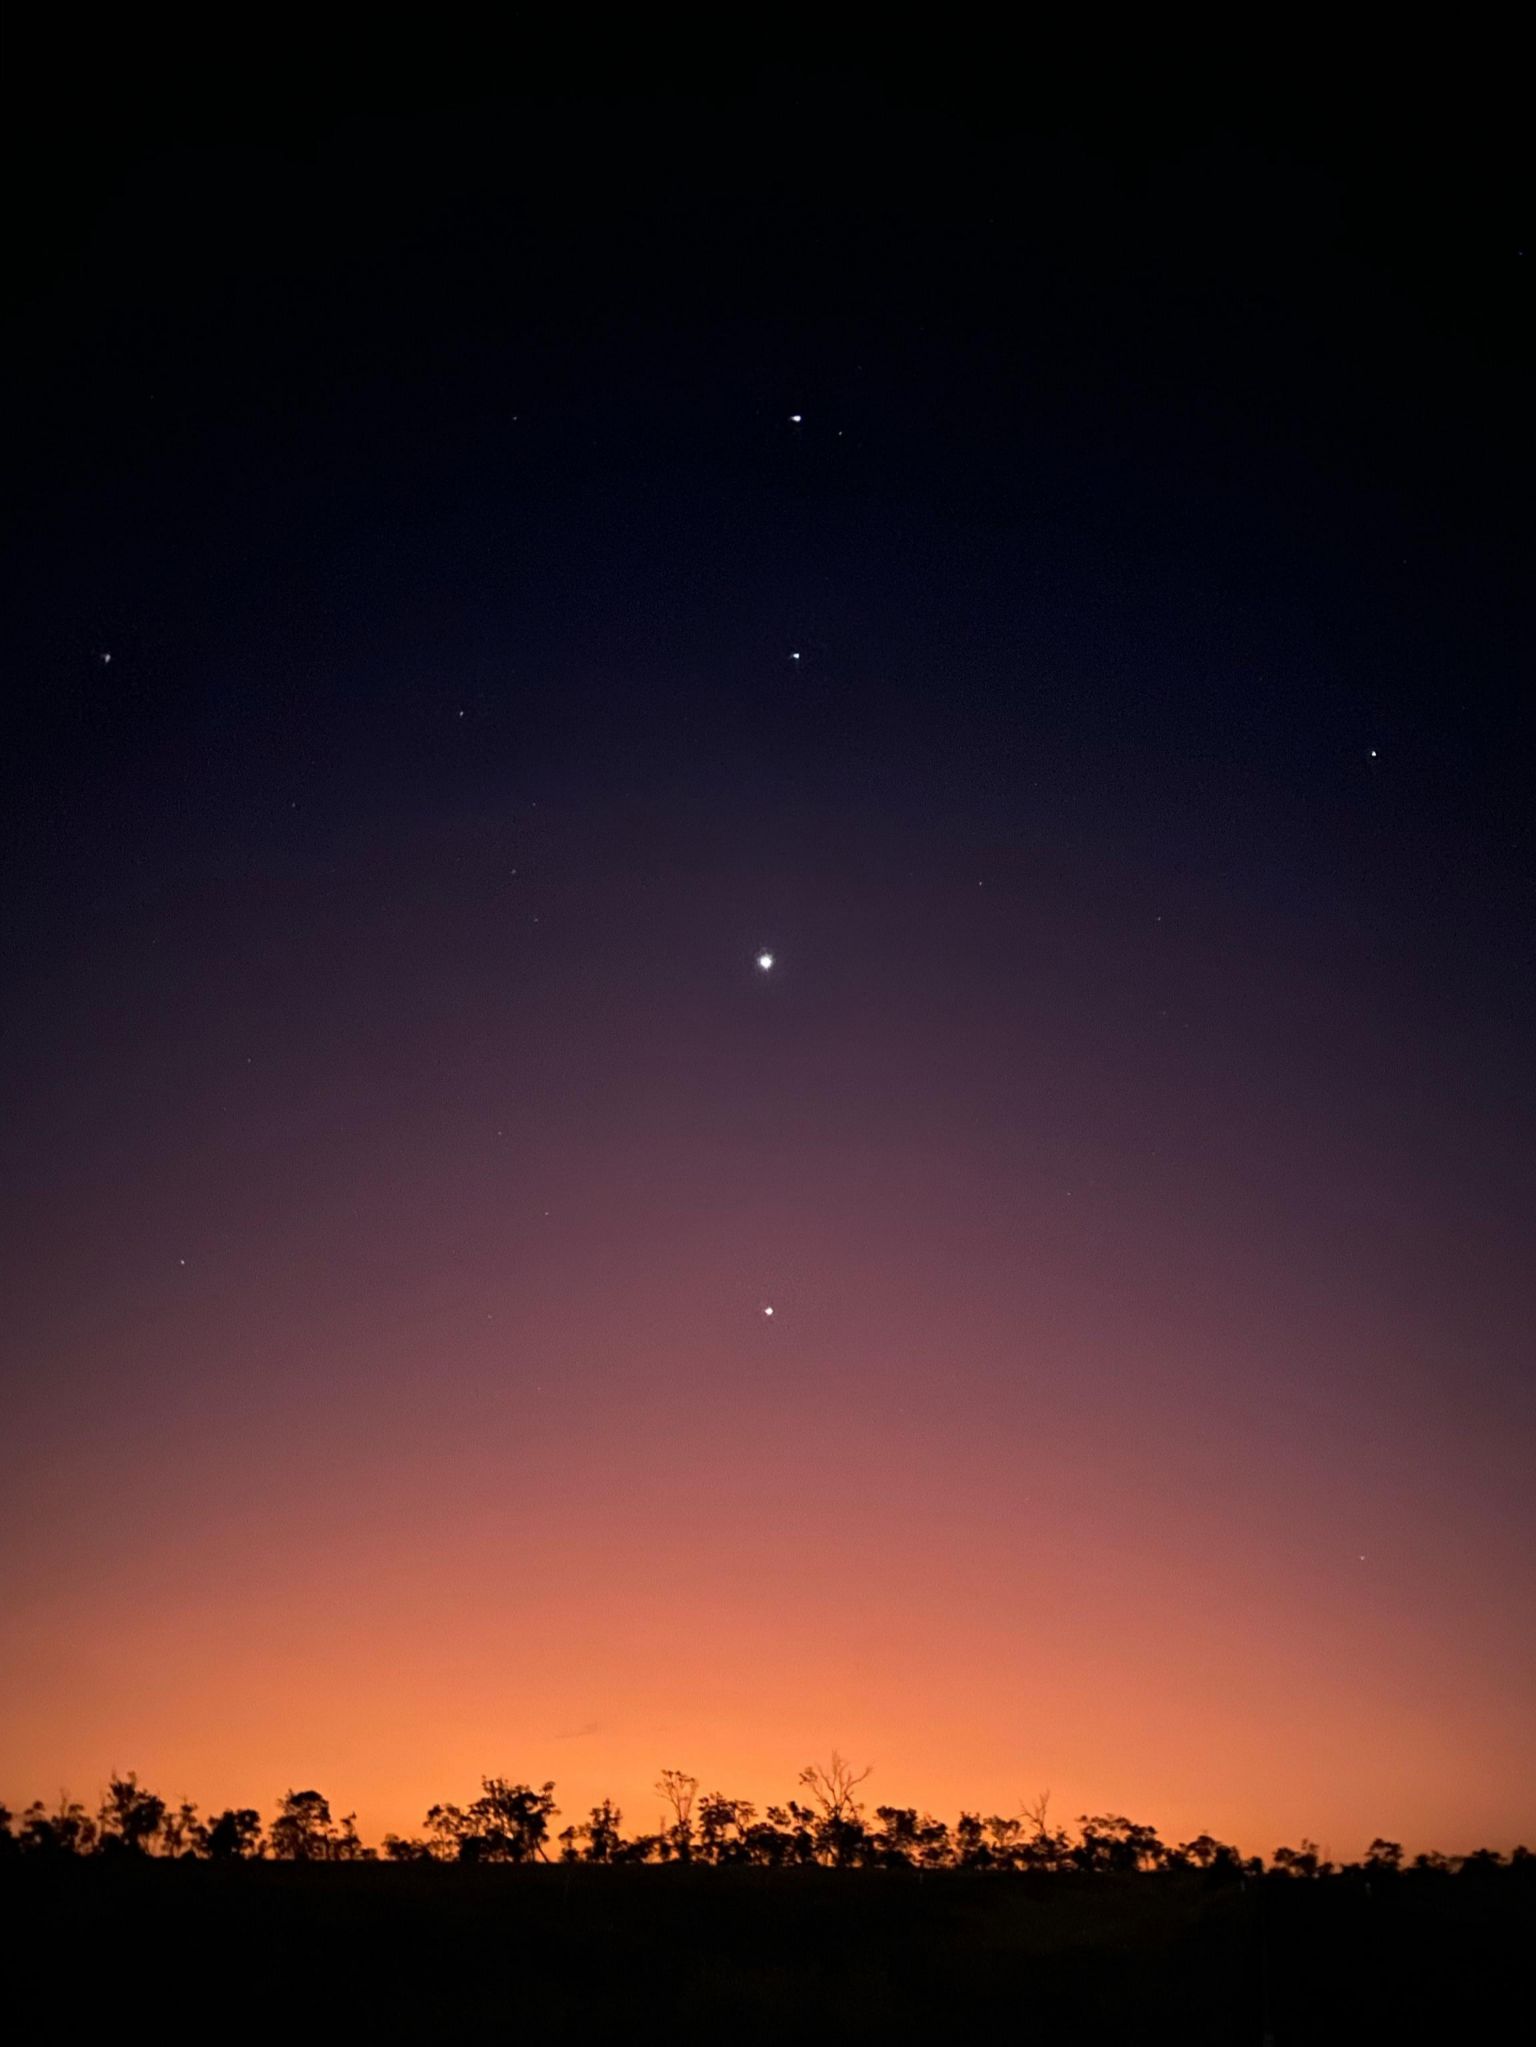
(3, 1755, 1529, 1881)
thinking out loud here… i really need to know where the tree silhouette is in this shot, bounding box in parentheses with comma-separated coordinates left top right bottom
(798, 1752, 871, 1866)
(984, 1815, 1023, 1861)
(269, 1790, 337, 1862)
(333, 1812, 372, 1860)
(1017, 1790, 1073, 1871)
(161, 1799, 205, 1860)
(1075, 1815, 1167, 1874)
(1177, 1834, 1243, 1877)
(873, 1806, 950, 1870)
(420, 1802, 470, 1861)
(954, 1813, 990, 1869)
(382, 1833, 433, 1862)
(19, 1795, 96, 1856)
(446, 1779, 558, 1864)
(654, 1769, 698, 1863)
(205, 1808, 263, 1860)
(559, 1798, 626, 1864)
(98, 1773, 166, 1855)
(586, 1799, 624, 1864)
(697, 1793, 756, 1865)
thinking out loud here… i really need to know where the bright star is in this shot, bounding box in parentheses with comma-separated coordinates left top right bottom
(763, 1305, 774, 1317)
(789, 413, 802, 424)
(757, 952, 774, 970)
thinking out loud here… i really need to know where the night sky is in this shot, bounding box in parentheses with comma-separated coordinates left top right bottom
(4, 43, 1533, 1856)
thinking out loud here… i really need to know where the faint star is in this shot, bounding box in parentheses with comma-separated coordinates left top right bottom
(789, 413, 802, 424)
(101, 652, 112, 664)
(789, 650, 801, 661)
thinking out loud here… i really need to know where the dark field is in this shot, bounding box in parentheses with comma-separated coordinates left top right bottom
(7, 1862, 1527, 2041)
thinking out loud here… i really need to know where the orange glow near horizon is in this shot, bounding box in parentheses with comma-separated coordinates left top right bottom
(4, 1235, 1533, 1858)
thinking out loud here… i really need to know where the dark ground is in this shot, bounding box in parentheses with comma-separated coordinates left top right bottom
(5, 1863, 1527, 2041)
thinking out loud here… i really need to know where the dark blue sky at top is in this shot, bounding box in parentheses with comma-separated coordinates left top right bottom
(4, 42, 1532, 1425)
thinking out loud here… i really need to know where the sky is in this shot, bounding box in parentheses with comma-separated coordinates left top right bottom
(3, 41, 1533, 1857)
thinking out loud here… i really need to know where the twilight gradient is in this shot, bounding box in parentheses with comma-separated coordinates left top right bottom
(3, 61, 1533, 1859)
